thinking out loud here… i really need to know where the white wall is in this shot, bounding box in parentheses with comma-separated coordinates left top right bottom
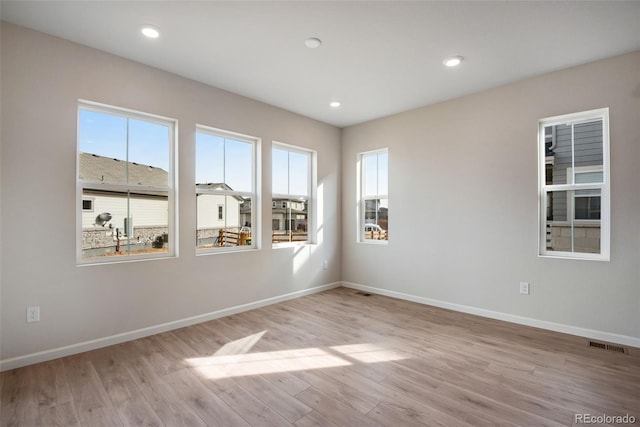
(342, 51, 640, 345)
(0, 23, 341, 365)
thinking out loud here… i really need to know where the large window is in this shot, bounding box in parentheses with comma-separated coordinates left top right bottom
(539, 108, 609, 260)
(77, 101, 176, 263)
(358, 149, 388, 242)
(272, 143, 314, 245)
(196, 126, 258, 252)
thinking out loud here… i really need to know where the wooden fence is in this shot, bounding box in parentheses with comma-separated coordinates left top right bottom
(272, 231, 308, 243)
(364, 230, 388, 240)
(218, 229, 251, 246)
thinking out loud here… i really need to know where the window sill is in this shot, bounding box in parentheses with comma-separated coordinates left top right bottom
(78, 253, 177, 267)
(538, 252, 609, 262)
(358, 240, 388, 245)
(197, 246, 259, 256)
(272, 241, 314, 249)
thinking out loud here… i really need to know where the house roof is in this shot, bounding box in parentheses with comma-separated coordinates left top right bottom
(79, 152, 168, 187)
(195, 183, 246, 202)
(195, 183, 234, 191)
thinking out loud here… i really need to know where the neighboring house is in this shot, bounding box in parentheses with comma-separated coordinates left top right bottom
(240, 198, 308, 234)
(364, 201, 388, 231)
(271, 199, 308, 232)
(196, 183, 244, 247)
(544, 121, 603, 253)
(80, 153, 169, 256)
(195, 183, 242, 229)
(81, 154, 247, 252)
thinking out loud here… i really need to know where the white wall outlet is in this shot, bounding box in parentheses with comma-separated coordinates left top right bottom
(322, 260, 329, 270)
(27, 306, 40, 323)
(519, 282, 530, 295)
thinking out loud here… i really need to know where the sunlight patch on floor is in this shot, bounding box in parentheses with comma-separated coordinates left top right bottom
(213, 330, 266, 356)
(187, 347, 350, 379)
(186, 338, 408, 379)
(330, 343, 409, 363)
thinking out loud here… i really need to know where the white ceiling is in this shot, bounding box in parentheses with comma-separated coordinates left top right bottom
(2, 1, 639, 128)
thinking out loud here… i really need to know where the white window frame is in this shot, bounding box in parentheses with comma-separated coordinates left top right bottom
(195, 125, 260, 254)
(272, 142, 316, 247)
(76, 100, 177, 265)
(538, 108, 610, 261)
(357, 148, 389, 244)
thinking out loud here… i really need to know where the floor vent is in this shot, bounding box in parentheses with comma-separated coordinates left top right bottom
(588, 340, 627, 354)
(355, 291, 372, 297)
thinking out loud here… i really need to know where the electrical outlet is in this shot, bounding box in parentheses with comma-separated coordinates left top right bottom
(27, 306, 40, 323)
(519, 282, 530, 295)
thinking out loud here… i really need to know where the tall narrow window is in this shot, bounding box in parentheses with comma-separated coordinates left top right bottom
(358, 149, 388, 242)
(539, 108, 609, 260)
(196, 126, 258, 252)
(272, 143, 314, 245)
(77, 101, 175, 263)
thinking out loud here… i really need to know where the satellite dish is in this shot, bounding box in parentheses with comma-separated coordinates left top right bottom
(95, 212, 112, 227)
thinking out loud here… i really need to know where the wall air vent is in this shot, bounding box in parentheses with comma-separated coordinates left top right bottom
(588, 340, 627, 354)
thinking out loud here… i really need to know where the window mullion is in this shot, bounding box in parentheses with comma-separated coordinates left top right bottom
(222, 138, 226, 186)
(287, 151, 291, 196)
(570, 123, 575, 185)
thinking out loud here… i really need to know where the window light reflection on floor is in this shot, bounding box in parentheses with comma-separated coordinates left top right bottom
(213, 330, 266, 356)
(330, 343, 408, 364)
(186, 333, 408, 379)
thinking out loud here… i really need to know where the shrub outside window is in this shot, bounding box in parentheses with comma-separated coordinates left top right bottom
(539, 108, 610, 260)
(77, 101, 176, 263)
(196, 126, 258, 252)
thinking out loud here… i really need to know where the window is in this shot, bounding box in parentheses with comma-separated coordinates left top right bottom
(82, 199, 93, 211)
(358, 149, 388, 242)
(196, 126, 258, 252)
(77, 101, 175, 263)
(539, 108, 609, 260)
(272, 143, 314, 245)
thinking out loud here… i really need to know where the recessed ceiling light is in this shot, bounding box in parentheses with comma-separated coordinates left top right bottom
(330, 101, 341, 108)
(443, 56, 464, 67)
(305, 37, 322, 49)
(141, 25, 160, 39)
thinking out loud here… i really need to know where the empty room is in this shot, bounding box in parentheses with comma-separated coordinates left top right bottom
(1, 1, 639, 426)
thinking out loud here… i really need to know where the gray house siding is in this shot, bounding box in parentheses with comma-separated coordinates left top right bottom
(546, 119, 603, 253)
(549, 120, 603, 222)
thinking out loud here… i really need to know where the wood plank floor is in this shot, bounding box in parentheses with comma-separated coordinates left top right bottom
(2, 287, 639, 426)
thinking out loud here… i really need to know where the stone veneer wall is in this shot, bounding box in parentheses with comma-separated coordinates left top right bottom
(549, 223, 600, 253)
(82, 226, 168, 250)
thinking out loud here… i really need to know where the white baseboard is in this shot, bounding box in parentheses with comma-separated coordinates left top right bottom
(0, 282, 341, 372)
(341, 281, 640, 349)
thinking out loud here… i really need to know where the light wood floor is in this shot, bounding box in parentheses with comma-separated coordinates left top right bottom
(2, 287, 639, 426)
